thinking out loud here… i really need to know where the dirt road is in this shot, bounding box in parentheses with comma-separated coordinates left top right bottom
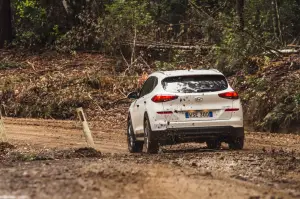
(1, 118, 300, 199)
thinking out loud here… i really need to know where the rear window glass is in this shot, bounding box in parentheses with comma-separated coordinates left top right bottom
(162, 75, 228, 93)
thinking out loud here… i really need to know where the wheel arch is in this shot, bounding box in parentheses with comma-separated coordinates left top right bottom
(144, 111, 149, 123)
(127, 112, 131, 121)
(127, 111, 138, 136)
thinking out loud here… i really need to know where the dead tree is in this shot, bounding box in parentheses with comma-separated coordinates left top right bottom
(0, 0, 13, 48)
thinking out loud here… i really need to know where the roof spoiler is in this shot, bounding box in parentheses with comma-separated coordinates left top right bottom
(209, 68, 220, 73)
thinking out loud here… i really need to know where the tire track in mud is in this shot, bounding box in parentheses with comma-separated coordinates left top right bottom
(140, 166, 180, 199)
(136, 164, 282, 199)
(1, 118, 300, 198)
(4, 118, 128, 153)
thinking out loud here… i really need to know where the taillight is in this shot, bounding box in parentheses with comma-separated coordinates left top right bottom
(151, 95, 178, 103)
(218, 91, 239, 99)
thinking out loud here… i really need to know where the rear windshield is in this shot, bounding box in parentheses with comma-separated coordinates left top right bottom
(162, 75, 228, 93)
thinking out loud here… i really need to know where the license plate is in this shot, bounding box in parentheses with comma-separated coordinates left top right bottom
(185, 111, 213, 118)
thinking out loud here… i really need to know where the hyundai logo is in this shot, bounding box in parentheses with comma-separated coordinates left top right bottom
(195, 97, 203, 102)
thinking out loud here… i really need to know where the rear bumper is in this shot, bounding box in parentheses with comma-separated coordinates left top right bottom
(151, 118, 243, 131)
(150, 126, 244, 144)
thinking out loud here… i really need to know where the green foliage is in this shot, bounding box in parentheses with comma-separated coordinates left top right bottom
(7, 0, 300, 54)
(261, 95, 300, 132)
(214, 26, 266, 74)
(155, 61, 175, 71)
(56, 0, 153, 52)
(106, 0, 152, 27)
(295, 93, 300, 105)
(213, 0, 300, 73)
(102, 0, 153, 52)
(15, 0, 45, 18)
(13, 0, 60, 48)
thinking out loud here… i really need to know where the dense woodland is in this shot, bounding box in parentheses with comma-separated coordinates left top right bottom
(0, 0, 300, 132)
(1, 0, 300, 67)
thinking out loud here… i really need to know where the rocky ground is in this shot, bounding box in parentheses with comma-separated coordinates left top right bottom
(0, 118, 300, 199)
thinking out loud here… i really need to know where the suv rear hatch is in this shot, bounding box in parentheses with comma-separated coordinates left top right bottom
(159, 75, 235, 122)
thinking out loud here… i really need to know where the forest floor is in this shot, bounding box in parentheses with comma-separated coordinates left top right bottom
(1, 118, 300, 199)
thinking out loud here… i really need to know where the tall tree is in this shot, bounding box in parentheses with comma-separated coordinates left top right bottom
(0, 0, 13, 48)
(236, 0, 245, 31)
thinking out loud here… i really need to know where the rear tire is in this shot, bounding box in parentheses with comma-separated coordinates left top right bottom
(206, 140, 221, 149)
(229, 137, 244, 150)
(127, 117, 143, 153)
(144, 116, 159, 154)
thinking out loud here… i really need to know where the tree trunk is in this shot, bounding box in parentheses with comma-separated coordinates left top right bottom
(0, 0, 13, 48)
(272, 0, 283, 43)
(236, 0, 245, 31)
(62, 0, 89, 25)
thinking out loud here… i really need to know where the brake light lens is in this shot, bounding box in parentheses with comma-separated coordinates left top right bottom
(151, 95, 178, 103)
(157, 111, 173, 114)
(218, 91, 239, 99)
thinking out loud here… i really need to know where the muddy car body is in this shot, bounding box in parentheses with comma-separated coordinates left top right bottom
(127, 69, 244, 153)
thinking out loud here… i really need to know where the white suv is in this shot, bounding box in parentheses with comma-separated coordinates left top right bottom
(127, 69, 244, 153)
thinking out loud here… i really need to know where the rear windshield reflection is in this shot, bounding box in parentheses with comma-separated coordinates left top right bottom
(162, 75, 228, 93)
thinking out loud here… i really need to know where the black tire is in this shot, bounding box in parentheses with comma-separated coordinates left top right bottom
(229, 137, 244, 150)
(144, 116, 159, 154)
(206, 140, 221, 149)
(127, 117, 143, 153)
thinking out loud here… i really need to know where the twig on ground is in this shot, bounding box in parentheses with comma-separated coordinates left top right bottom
(87, 93, 104, 113)
(138, 56, 151, 70)
(123, 56, 140, 76)
(118, 89, 127, 97)
(120, 50, 130, 68)
(110, 97, 128, 106)
(26, 61, 36, 71)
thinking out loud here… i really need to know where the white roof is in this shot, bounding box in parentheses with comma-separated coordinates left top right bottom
(151, 69, 223, 78)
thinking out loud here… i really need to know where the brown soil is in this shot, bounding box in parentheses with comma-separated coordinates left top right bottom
(0, 142, 15, 153)
(0, 118, 300, 199)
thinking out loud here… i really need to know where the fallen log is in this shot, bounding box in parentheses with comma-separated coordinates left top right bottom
(122, 42, 211, 51)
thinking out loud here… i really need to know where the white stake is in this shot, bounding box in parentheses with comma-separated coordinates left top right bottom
(0, 110, 7, 142)
(76, 107, 95, 148)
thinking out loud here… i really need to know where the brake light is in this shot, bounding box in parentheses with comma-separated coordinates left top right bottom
(218, 91, 239, 99)
(151, 95, 178, 103)
(157, 111, 173, 114)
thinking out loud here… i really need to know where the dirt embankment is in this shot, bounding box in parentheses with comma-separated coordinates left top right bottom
(0, 118, 300, 199)
(0, 51, 133, 125)
(230, 55, 300, 133)
(1, 50, 300, 132)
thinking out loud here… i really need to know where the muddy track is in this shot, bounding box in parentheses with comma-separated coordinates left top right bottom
(0, 118, 300, 199)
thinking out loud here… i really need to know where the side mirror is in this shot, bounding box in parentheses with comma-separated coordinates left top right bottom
(127, 91, 139, 99)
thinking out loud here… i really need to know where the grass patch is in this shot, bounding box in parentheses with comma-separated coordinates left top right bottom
(0, 61, 27, 70)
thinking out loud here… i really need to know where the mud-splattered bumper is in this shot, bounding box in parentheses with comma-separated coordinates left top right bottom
(151, 127, 244, 144)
